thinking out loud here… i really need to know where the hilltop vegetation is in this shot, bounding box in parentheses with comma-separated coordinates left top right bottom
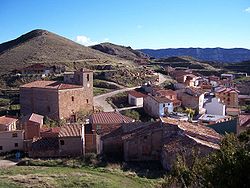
(0, 29, 135, 75)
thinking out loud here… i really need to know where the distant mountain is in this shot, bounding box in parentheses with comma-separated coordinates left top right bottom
(91, 42, 149, 62)
(0, 29, 121, 74)
(139, 48, 250, 63)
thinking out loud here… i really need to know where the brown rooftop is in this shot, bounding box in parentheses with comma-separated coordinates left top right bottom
(22, 113, 44, 124)
(128, 90, 147, 98)
(90, 112, 134, 125)
(59, 124, 82, 137)
(149, 95, 172, 103)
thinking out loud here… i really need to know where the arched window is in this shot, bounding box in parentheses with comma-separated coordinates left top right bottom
(72, 96, 74, 102)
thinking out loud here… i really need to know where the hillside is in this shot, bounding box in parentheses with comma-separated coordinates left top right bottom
(0, 29, 127, 74)
(91, 42, 149, 62)
(224, 60, 250, 74)
(152, 56, 222, 76)
(140, 48, 250, 63)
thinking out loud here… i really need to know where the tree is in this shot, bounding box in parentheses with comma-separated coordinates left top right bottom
(184, 108, 195, 121)
(162, 134, 250, 188)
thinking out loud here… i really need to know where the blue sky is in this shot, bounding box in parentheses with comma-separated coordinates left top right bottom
(1, 0, 250, 49)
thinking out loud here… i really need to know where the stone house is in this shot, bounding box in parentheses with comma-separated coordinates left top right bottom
(177, 87, 205, 114)
(20, 68, 93, 120)
(58, 124, 85, 157)
(85, 112, 134, 153)
(101, 118, 221, 170)
(29, 124, 84, 157)
(128, 90, 146, 107)
(0, 116, 18, 131)
(204, 97, 226, 116)
(0, 130, 24, 153)
(22, 113, 44, 140)
(144, 95, 174, 118)
(215, 87, 239, 108)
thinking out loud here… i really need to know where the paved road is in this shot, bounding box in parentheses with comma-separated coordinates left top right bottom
(93, 73, 167, 112)
(0, 160, 17, 168)
(94, 86, 140, 112)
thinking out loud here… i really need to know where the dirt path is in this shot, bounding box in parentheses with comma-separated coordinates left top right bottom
(0, 160, 17, 168)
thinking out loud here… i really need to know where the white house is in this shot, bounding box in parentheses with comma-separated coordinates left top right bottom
(128, 90, 146, 107)
(204, 97, 225, 116)
(144, 95, 174, 118)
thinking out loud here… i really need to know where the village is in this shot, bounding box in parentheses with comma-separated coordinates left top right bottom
(0, 62, 249, 171)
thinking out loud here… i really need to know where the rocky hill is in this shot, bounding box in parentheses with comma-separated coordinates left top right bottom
(91, 42, 149, 62)
(140, 48, 250, 63)
(0, 29, 124, 74)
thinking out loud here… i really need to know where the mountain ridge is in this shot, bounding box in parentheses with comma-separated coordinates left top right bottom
(0, 29, 127, 74)
(139, 47, 250, 63)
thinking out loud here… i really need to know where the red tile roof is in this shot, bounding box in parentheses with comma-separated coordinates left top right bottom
(216, 87, 239, 94)
(59, 124, 83, 137)
(23, 113, 44, 124)
(90, 112, 134, 125)
(128, 90, 147, 98)
(0, 116, 18, 125)
(239, 115, 250, 127)
(21, 81, 83, 90)
(148, 95, 172, 103)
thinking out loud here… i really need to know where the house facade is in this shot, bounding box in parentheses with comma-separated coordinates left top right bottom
(144, 95, 174, 118)
(20, 68, 93, 120)
(177, 87, 205, 113)
(0, 130, 24, 153)
(101, 118, 221, 170)
(215, 87, 239, 108)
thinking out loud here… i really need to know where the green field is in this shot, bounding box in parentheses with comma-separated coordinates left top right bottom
(0, 165, 161, 188)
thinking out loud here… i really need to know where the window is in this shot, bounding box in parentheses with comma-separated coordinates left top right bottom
(14, 143, 18, 147)
(163, 104, 166, 107)
(0, 146, 2, 150)
(71, 96, 74, 102)
(86, 99, 89, 104)
(12, 133, 17, 137)
(60, 140, 65, 145)
(87, 74, 90, 82)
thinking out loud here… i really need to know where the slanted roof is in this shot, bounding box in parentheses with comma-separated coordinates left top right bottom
(128, 90, 147, 98)
(148, 95, 172, 103)
(161, 117, 221, 149)
(21, 80, 83, 90)
(90, 112, 134, 125)
(0, 116, 18, 125)
(59, 124, 82, 137)
(239, 115, 250, 128)
(215, 87, 239, 94)
(23, 113, 44, 124)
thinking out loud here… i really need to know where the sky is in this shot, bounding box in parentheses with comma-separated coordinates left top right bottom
(1, 0, 250, 49)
